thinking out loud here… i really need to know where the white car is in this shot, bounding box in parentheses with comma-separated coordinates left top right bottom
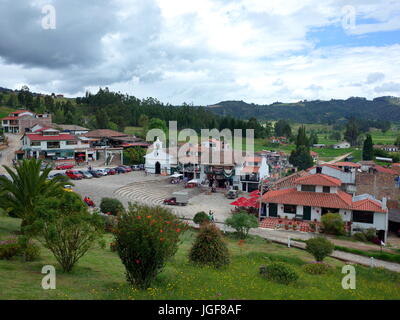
(95, 168, 108, 176)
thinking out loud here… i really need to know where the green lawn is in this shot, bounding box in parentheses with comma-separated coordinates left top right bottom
(1, 216, 399, 300)
(0, 106, 15, 119)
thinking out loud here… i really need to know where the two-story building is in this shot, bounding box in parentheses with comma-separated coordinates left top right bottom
(21, 127, 94, 162)
(238, 156, 269, 192)
(1, 110, 52, 133)
(261, 173, 388, 241)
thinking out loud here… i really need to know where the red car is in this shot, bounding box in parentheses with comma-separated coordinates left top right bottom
(163, 197, 177, 205)
(65, 170, 83, 180)
(56, 164, 74, 170)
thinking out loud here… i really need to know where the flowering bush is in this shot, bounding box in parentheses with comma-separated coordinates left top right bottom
(114, 203, 188, 289)
(100, 198, 125, 216)
(0, 236, 20, 260)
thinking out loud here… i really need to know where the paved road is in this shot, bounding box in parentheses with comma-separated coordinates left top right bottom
(0, 133, 22, 173)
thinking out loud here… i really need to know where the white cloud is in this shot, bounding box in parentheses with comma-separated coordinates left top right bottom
(0, 0, 400, 104)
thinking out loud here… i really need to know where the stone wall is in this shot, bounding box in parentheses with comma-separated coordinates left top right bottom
(356, 171, 400, 200)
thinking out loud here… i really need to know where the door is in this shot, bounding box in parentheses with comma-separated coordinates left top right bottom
(155, 162, 161, 174)
(303, 206, 311, 221)
(269, 203, 278, 217)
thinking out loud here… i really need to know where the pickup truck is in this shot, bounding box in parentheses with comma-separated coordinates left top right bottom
(163, 191, 189, 206)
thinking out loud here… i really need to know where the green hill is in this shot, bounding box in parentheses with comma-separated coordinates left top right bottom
(207, 96, 400, 123)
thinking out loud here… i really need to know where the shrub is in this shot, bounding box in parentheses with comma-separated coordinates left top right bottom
(193, 211, 209, 225)
(261, 262, 299, 285)
(305, 237, 334, 262)
(20, 241, 41, 262)
(100, 198, 125, 216)
(364, 228, 377, 241)
(353, 232, 368, 242)
(114, 203, 188, 289)
(225, 212, 259, 239)
(303, 262, 331, 275)
(0, 236, 20, 260)
(189, 223, 230, 268)
(31, 192, 105, 272)
(321, 213, 345, 235)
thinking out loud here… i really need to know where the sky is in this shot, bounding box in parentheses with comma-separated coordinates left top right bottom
(0, 0, 400, 105)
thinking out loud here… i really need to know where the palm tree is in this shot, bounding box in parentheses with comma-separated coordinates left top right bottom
(0, 159, 68, 231)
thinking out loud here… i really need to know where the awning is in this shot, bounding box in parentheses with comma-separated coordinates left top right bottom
(170, 173, 183, 178)
(230, 197, 249, 206)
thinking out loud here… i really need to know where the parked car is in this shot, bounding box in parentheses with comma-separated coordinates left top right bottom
(225, 189, 239, 199)
(77, 170, 93, 179)
(105, 168, 116, 175)
(48, 172, 67, 180)
(95, 168, 108, 176)
(56, 164, 74, 170)
(114, 166, 127, 174)
(130, 165, 141, 171)
(65, 170, 83, 180)
(138, 164, 145, 170)
(88, 170, 101, 178)
(121, 166, 132, 172)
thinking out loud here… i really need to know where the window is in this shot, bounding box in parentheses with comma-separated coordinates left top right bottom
(283, 205, 297, 214)
(66, 141, 76, 145)
(301, 185, 316, 192)
(30, 141, 41, 146)
(352, 211, 374, 224)
(323, 186, 330, 193)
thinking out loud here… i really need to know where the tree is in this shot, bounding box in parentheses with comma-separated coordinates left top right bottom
(31, 192, 105, 272)
(289, 126, 314, 170)
(305, 237, 334, 262)
(114, 203, 187, 289)
(100, 198, 125, 216)
(309, 130, 319, 146)
(189, 222, 230, 268)
(225, 212, 258, 239)
(321, 213, 345, 236)
(329, 131, 342, 142)
(274, 120, 292, 137)
(344, 118, 360, 147)
(362, 134, 374, 161)
(0, 159, 67, 232)
(148, 118, 168, 135)
(95, 109, 109, 129)
(395, 135, 400, 147)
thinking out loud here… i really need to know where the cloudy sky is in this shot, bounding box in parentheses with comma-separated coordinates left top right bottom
(1, 0, 400, 105)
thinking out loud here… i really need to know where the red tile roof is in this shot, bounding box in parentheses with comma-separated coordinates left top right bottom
(352, 199, 387, 213)
(26, 133, 77, 141)
(262, 188, 353, 209)
(374, 165, 398, 175)
(262, 188, 387, 213)
(11, 110, 31, 114)
(294, 173, 342, 187)
(333, 162, 361, 168)
(307, 164, 342, 172)
(1, 116, 18, 121)
(83, 129, 127, 138)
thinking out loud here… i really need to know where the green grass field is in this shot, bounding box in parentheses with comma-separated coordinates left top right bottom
(1, 216, 399, 300)
(0, 106, 15, 119)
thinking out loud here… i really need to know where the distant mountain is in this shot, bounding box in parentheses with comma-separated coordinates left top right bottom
(207, 96, 400, 123)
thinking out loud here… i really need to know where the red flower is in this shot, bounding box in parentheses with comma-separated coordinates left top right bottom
(147, 216, 151, 219)
(160, 229, 163, 233)
(138, 216, 141, 220)
(176, 228, 181, 233)
(135, 259, 140, 264)
(160, 237, 165, 241)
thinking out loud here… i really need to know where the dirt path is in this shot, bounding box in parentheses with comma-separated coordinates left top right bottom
(0, 134, 23, 173)
(323, 152, 353, 164)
